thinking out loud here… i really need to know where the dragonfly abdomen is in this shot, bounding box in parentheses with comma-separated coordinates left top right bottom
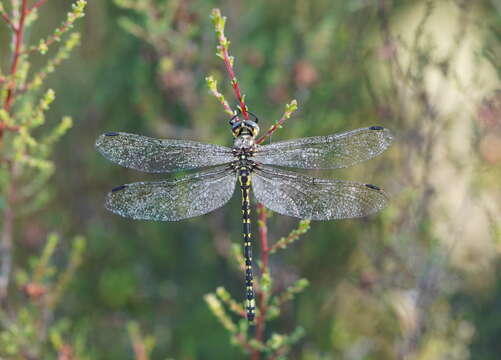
(238, 166, 255, 322)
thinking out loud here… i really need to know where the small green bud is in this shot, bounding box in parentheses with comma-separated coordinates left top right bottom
(159, 56, 174, 74)
(268, 333, 286, 350)
(38, 40, 49, 55)
(285, 99, 298, 118)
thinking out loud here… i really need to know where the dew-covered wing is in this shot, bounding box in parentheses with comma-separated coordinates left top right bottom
(252, 165, 388, 220)
(253, 126, 393, 169)
(96, 132, 234, 173)
(105, 165, 237, 221)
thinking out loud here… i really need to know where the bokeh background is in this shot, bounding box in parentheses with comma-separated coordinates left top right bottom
(1, 0, 501, 359)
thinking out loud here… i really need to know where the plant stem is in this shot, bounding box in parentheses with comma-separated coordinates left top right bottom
(0, 0, 26, 302)
(23, 14, 77, 55)
(0, 123, 20, 132)
(221, 51, 248, 120)
(1, 11, 17, 31)
(206, 76, 234, 117)
(3, 0, 28, 114)
(212, 8, 249, 120)
(256, 116, 286, 144)
(256, 100, 297, 145)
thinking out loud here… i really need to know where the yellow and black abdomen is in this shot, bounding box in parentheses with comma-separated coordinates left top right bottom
(238, 166, 255, 322)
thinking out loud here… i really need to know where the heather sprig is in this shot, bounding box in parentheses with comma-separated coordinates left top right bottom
(257, 100, 298, 144)
(206, 75, 234, 116)
(25, 0, 86, 55)
(204, 9, 310, 360)
(270, 220, 311, 254)
(25, 33, 82, 92)
(127, 322, 156, 360)
(0, 1, 87, 358)
(0, 234, 87, 358)
(210, 8, 249, 119)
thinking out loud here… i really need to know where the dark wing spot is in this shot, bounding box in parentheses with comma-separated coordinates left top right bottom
(105, 131, 120, 136)
(369, 126, 384, 131)
(365, 183, 381, 191)
(111, 185, 127, 192)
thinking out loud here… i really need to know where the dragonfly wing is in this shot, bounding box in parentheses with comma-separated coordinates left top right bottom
(105, 165, 237, 221)
(253, 126, 393, 169)
(96, 132, 234, 173)
(252, 165, 388, 220)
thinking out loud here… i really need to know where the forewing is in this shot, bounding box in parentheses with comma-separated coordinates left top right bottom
(253, 126, 393, 169)
(105, 165, 237, 221)
(252, 165, 388, 220)
(96, 132, 234, 173)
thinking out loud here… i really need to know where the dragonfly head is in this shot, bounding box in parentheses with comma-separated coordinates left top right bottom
(229, 111, 260, 138)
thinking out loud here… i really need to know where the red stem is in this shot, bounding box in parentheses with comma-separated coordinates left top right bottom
(0, 124, 20, 132)
(218, 41, 249, 120)
(1, 12, 17, 31)
(256, 111, 289, 145)
(3, 0, 28, 115)
(2, 0, 50, 116)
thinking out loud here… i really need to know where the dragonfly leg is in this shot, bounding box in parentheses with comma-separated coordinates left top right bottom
(239, 168, 255, 322)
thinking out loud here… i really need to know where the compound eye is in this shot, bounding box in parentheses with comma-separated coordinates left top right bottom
(232, 121, 242, 132)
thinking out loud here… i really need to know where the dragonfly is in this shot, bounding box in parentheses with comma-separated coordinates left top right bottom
(95, 111, 393, 322)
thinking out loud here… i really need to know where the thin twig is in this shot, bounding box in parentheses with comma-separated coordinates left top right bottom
(0, 11, 17, 31)
(0, 123, 20, 132)
(220, 46, 248, 120)
(269, 220, 310, 254)
(23, 18, 74, 54)
(0, 0, 26, 298)
(3, 0, 28, 115)
(256, 100, 297, 144)
(128, 323, 151, 360)
(211, 8, 249, 120)
(206, 76, 234, 116)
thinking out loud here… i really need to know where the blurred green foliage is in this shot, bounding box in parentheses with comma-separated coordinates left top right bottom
(0, 0, 500, 359)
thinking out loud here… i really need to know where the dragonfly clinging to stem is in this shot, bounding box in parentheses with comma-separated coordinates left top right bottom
(95, 111, 393, 322)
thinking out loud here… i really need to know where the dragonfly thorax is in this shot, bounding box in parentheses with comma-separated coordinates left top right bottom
(233, 135, 256, 151)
